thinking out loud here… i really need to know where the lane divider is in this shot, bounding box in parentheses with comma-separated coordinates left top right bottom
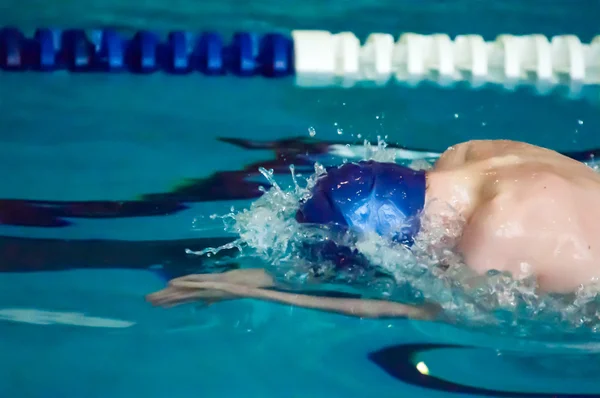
(1, 27, 598, 94)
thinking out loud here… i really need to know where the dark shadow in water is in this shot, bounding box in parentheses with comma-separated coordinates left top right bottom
(0, 235, 363, 299)
(0, 136, 599, 228)
(0, 136, 326, 227)
(0, 235, 236, 279)
(369, 343, 599, 397)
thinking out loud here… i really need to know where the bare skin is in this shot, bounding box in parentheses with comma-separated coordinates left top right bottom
(149, 270, 438, 320)
(431, 140, 600, 292)
(147, 140, 600, 319)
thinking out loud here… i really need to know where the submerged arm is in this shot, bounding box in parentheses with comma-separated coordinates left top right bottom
(170, 280, 439, 320)
(221, 268, 277, 288)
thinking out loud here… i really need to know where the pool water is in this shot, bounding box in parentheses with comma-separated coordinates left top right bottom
(2, 1, 600, 397)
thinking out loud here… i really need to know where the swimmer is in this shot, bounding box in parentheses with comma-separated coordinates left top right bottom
(147, 139, 600, 320)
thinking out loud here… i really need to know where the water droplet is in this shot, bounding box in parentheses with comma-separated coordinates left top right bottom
(337, 128, 343, 135)
(308, 126, 316, 137)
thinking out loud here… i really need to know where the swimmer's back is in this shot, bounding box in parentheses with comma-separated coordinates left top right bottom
(434, 140, 600, 293)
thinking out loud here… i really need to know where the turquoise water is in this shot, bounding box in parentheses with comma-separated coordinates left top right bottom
(2, 1, 600, 397)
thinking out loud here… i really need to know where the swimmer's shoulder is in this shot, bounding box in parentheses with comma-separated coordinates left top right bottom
(436, 140, 536, 171)
(439, 139, 596, 176)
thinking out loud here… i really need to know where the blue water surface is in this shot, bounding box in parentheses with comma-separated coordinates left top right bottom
(1, 1, 600, 397)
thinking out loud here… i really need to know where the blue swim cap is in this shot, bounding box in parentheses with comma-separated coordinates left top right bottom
(296, 160, 427, 245)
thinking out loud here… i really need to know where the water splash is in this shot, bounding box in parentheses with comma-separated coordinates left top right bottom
(189, 139, 600, 338)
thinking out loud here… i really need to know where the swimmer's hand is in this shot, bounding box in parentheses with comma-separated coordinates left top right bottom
(146, 269, 276, 307)
(147, 272, 440, 321)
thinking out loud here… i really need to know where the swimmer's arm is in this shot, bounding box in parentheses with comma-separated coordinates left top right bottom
(202, 269, 361, 293)
(221, 268, 277, 288)
(170, 280, 439, 320)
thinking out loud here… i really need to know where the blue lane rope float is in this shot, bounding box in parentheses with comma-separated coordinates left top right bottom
(1, 27, 599, 93)
(0, 27, 294, 76)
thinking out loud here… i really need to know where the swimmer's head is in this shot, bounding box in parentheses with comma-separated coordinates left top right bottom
(296, 160, 427, 245)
